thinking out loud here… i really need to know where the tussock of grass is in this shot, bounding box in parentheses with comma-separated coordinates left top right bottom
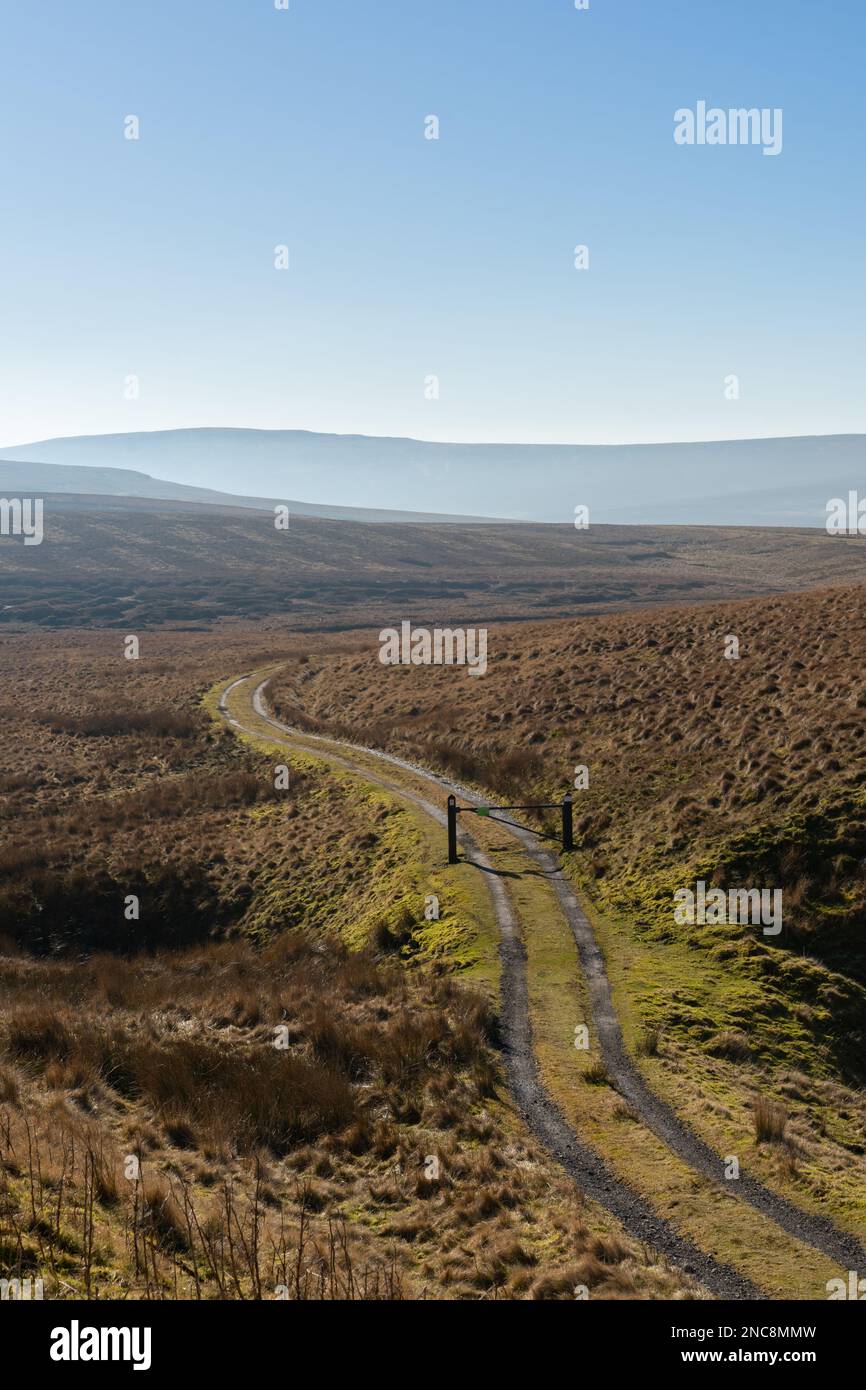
(637, 1026, 660, 1058)
(0, 928, 696, 1300)
(264, 593, 866, 1243)
(753, 1095, 789, 1146)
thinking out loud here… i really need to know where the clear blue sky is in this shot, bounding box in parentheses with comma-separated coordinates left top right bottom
(0, 0, 863, 447)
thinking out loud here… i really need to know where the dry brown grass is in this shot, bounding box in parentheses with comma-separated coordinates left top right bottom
(0, 930, 698, 1300)
(638, 1027, 661, 1058)
(582, 1058, 610, 1086)
(0, 631, 438, 960)
(752, 1095, 789, 1145)
(0, 625, 732, 1300)
(261, 589, 866, 1233)
(5, 499, 866, 629)
(37, 707, 202, 739)
(268, 583, 866, 1076)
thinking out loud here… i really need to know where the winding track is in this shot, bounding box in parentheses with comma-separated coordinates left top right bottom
(219, 671, 865, 1298)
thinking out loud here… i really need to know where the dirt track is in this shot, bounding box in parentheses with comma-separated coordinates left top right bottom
(219, 670, 865, 1300)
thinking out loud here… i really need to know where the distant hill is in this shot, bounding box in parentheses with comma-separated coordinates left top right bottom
(1, 427, 864, 526)
(0, 458, 489, 524)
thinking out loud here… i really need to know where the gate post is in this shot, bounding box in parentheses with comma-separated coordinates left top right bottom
(561, 793, 574, 853)
(447, 794, 458, 864)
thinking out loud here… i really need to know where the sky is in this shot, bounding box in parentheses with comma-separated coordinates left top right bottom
(0, 0, 863, 448)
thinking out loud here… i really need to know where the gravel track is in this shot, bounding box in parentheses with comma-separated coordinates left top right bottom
(219, 672, 863, 1298)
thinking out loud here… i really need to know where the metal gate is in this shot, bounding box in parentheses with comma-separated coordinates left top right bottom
(446, 792, 573, 863)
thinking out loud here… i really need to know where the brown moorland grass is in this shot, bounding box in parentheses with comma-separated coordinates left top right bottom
(0, 630, 454, 958)
(269, 581, 866, 1026)
(5, 503, 866, 628)
(0, 628, 700, 1300)
(266, 582, 866, 1229)
(0, 932, 698, 1300)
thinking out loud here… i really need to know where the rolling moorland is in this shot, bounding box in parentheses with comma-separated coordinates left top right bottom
(2, 500, 866, 1299)
(2, 495, 866, 629)
(0, 629, 699, 1300)
(267, 583, 866, 1250)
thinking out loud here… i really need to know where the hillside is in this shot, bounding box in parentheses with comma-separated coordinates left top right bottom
(0, 625, 698, 1301)
(265, 584, 866, 1245)
(2, 494, 866, 627)
(269, 583, 866, 1019)
(0, 459, 486, 524)
(2, 428, 865, 526)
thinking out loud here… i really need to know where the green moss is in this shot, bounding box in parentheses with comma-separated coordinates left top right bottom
(203, 675, 498, 988)
(568, 800, 866, 1083)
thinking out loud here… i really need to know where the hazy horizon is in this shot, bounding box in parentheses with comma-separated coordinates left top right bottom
(3, 423, 864, 453)
(3, 424, 863, 528)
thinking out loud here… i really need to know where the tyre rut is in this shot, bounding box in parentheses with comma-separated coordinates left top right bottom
(240, 678, 864, 1279)
(220, 673, 769, 1298)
